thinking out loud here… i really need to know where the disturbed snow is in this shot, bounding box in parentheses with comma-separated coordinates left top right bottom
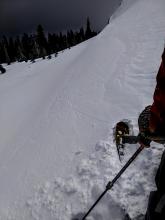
(0, 0, 165, 219)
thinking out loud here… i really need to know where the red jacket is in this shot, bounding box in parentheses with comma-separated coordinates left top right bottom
(150, 48, 165, 133)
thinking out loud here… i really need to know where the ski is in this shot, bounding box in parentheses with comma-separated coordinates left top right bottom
(114, 121, 130, 161)
(114, 121, 165, 161)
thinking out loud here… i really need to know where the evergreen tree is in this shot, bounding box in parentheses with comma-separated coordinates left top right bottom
(79, 27, 85, 41)
(67, 31, 71, 47)
(0, 20, 97, 64)
(36, 24, 48, 58)
(15, 36, 27, 62)
(9, 37, 17, 62)
(59, 32, 64, 50)
(85, 17, 92, 39)
(48, 33, 53, 54)
(63, 34, 67, 49)
(70, 30, 76, 46)
(22, 33, 30, 60)
(53, 33, 60, 52)
(28, 35, 37, 61)
(3, 36, 11, 64)
(0, 41, 6, 64)
(75, 31, 81, 44)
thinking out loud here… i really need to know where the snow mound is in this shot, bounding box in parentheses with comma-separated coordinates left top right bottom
(26, 137, 164, 219)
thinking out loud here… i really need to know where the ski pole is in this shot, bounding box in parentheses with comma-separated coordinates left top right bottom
(123, 135, 165, 144)
(81, 144, 145, 220)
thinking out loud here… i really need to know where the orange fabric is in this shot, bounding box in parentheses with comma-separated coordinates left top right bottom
(150, 48, 165, 133)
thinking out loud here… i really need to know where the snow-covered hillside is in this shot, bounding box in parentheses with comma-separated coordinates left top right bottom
(0, 0, 165, 219)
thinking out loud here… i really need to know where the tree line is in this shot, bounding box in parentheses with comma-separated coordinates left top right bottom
(0, 18, 97, 64)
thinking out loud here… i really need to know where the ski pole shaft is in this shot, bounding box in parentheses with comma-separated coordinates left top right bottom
(106, 144, 144, 189)
(82, 145, 145, 220)
(82, 189, 108, 220)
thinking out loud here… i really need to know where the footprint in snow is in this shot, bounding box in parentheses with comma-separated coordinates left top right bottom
(75, 151, 83, 156)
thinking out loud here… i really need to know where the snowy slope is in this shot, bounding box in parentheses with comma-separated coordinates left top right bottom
(0, 0, 165, 219)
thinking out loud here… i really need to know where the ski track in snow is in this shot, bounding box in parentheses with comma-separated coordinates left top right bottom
(0, 0, 165, 219)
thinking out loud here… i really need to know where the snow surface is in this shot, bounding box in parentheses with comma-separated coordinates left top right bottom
(0, 0, 165, 219)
